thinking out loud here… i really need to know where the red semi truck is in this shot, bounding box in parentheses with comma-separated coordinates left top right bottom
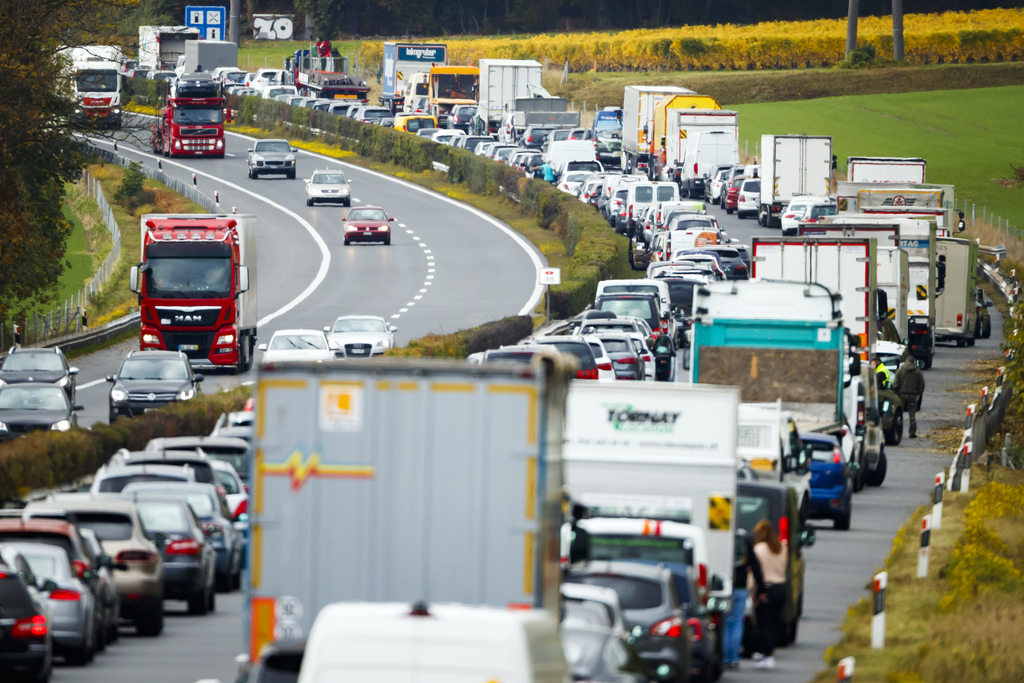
(129, 214, 257, 373)
(149, 74, 229, 158)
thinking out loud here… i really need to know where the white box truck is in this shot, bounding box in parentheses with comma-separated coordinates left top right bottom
(835, 181, 965, 234)
(479, 59, 543, 131)
(138, 26, 200, 71)
(847, 157, 926, 184)
(664, 109, 738, 197)
(246, 357, 572, 661)
(182, 40, 238, 74)
(935, 237, 979, 346)
(759, 135, 833, 228)
(562, 382, 739, 597)
(622, 86, 694, 176)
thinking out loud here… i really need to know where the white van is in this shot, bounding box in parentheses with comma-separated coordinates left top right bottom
(681, 130, 739, 198)
(298, 602, 570, 683)
(626, 182, 678, 237)
(650, 229, 720, 264)
(595, 279, 671, 321)
(544, 140, 596, 168)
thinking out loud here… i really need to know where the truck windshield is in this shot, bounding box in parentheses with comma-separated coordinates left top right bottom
(77, 71, 118, 92)
(145, 257, 231, 298)
(589, 535, 695, 567)
(173, 106, 224, 125)
(594, 116, 622, 133)
(433, 74, 478, 100)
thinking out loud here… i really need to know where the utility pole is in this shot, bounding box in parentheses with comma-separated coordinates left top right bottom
(892, 0, 905, 60)
(846, 0, 860, 57)
(229, 0, 240, 45)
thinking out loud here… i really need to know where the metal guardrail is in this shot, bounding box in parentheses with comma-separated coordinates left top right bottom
(88, 146, 218, 212)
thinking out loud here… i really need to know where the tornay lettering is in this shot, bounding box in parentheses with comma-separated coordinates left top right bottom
(606, 407, 681, 427)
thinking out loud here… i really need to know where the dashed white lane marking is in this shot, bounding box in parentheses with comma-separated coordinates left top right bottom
(77, 379, 108, 391)
(424, 249, 432, 254)
(414, 295, 423, 300)
(426, 275, 434, 280)
(400, 308, 409, 313)
(406, 229, 414, 234)
(418, 243, 426, 247)
(424, 281, 432, 286)
(352, 197, 361, 202)
(391, 314, 400, 319)
(428, 268, 435, 273)
(419, 288, 427, 293)
(399, 223, 406, 227)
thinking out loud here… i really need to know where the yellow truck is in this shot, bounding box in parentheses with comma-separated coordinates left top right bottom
(428, 65, 479, 128)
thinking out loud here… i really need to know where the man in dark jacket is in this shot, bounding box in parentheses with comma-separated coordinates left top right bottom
(724, 530, 765, 668)
(893, 351, 926, 438)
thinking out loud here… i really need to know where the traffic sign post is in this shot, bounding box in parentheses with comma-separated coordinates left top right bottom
(186, 6, 227, 40)
(538, 268, 560, 322)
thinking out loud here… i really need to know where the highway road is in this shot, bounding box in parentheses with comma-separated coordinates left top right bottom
(70, 125, 544, 427)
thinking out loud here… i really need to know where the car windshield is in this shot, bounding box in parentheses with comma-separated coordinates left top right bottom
(312, 173, 347, 185)
(333, 319, 386, 333)
(787, 204, 807, 216)
(597, 338, 631, 354)
(634, 186, 654, 203)
(496, 148, 515, 161)
(224, 72, 245, 83)
(0, 386, 67, 410)
(590, 535, 695, 567)
(663, 280, 697, 314)
(736, 493, 776, 535)
(270, 334, 326, 351)
(595, 117, 622, 132)
(404, 118, 432, 132)
(810, 204, 837, 219)
(565, 173, 591, 183)
(603, 284, 659, 296)
(568, 162, 602, 172)
(805, 439, 839, 462)
(21, 552, 61, 580)
(567, 575, 663, 610)
(215, 469, 241, 494)
(347, 209, 387, 221)
(596, 298, 656, 324)
(173, 105, 224, 125)
(136, 500, 191, 533)
(119, 359, 189, 380)
(255, 141, 291, 153)
(99, 474, 184, 493)
(2, 353, 63, 372)
(362, 109, 390, 120)
(656, 186, 676, 201)
(75, 512, 134, 541)
(145, 257, 231, 298)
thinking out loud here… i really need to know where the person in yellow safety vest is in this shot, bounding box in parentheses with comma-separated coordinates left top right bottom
(871, 356, 893, 390)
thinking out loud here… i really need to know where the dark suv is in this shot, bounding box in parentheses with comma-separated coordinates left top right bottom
(594, 294, 663, 337)
(106, 350, 203, 422)
(567, 561, 692, 683)
(0, 560, 52, 680)
(521, 126, 552, 150)
(0, 347, 79, 402)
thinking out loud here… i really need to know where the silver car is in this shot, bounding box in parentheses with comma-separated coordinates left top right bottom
(326, 315, 396, 358)
(3, 543, 97, 665)
(247, 139, 297, 180)
(305, 170, 351, 207)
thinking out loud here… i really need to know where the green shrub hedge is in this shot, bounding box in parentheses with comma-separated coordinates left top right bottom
(0, 387, 249, 503)
(224, 92, 623, 316)
(123, 76, 167, 106)
(387, 316, 534, 358)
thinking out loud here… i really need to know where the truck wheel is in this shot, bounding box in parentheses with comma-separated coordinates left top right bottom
(966, 336, 975, 347)
(884, 411, 903, 446)
(983, 321, 992, 339)
(866, 449, 887, 487)
(956, 338, 966, 347)
(923, 353, 933, 370)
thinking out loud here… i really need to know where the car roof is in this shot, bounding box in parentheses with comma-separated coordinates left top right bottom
(29, 495, 139, 515)
(271, 328, 327, 336)
(123, 481, 218, 495)
(147, 436, 248, 450)
(569, 560, 671, 581)
(121, 449, 208, 462)
(98, 463, 194, 477)
(0, 518, 76, 534)
(799, 432, 840, 446)
(125, 349, 187, 360)
(333, 315, 385, 322)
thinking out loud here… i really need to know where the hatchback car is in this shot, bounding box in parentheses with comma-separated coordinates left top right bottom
(780, 196, 837, 235)
(247, 139, 298, 179)
(131, 497, 217, 615)
(90, 463, 195, 494)
(342, 206, 394, 245)
(145, 435, 251, 483)
(0, 559, 52, 680)
(258, 329, 335, 363)
(521, 126, 552, 149)
(305, 170, 351, 206)
(592, 333, 645, 381)
(722, 176, 746, 214)
(326, 316, 397, 357)
(735, 178, 760, 219)
(802, 433, 853, 530)
(561, 624, 649, 683)
(106, 350, 203, 422)
(0, 347, 79, 403)
(566, 561, 692, 683)
(457, 135, 493, 153)
(530, 337, 600, 380)
(582, 337, 616, 381)
(0, 384, 80, 440)
(446, 104, 477, 132)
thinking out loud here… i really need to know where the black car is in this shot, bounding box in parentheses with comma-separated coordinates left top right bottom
(567, 561, 692, 683)
(237, 639, 305, 683)
(521, 126, 552, 150)
(106, 350, 204, 422)
(973, 286, 993, 339)
(0, 347, 79, 403)
(132, 497, 217, 615)
(0, 561, 52, 681)
(682, 247, 749, 281)
(446, 105, 477, 132)
(561, 625, 649, 683)
(0, 384, 81, 440)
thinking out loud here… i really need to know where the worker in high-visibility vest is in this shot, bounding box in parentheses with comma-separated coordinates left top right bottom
(871, 356, 894, 390)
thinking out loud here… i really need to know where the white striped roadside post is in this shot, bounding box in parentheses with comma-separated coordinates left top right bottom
(933, 473, 944, 530)
(917, 514, 931, 578)
(871, 571, 887, 649)
(838, 657, 855, 682)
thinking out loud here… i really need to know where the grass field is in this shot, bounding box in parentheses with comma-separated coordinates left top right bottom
(732, 86, 1024, 232)
(237, 39, 363, 73)
(54, 206, 93, 308)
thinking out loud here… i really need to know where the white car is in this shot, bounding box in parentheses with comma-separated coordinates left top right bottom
(210, 459, 248, 519)
(326, 316, 396, 358)
(430, 129, 464, 146)
(625, 332, 656, 379)
(558, 171, 593, 196)
(305, 170, 351, 207)
(707, 166, 733, 202)
(581, 336, 616, 381)
(780, 196, 838, 235)
(736, 177, 761, 219)
(266, 86, 298, 100)
(476, 142, 497, 157)
(257, 329, 335, 363)
(250, 68, 286, 93)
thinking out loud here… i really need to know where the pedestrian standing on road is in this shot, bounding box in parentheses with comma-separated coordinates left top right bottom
(724, 530, 765, 669)
(893, 351, 926, 438)
(752, 520, 787, 670)
(541, 160, 555, 183)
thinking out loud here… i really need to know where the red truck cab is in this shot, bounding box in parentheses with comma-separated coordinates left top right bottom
(130, 215, 257, 373)
(150, 74, 229, 158)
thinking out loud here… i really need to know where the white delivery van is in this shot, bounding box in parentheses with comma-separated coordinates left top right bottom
(595, 279, 671, 321)
(759, 134, 832, 228)
(680, 129, 739, 198)
(736, 403, 811, 520)
(626, 182, 679, 238)
(298, 602, 570, 683)
(544, 140, 596, 168)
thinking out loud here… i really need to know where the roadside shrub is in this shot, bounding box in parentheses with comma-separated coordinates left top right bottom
(839, 44, 879, 69)
(387, 316, 534, 358)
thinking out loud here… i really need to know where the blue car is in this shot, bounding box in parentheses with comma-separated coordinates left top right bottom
(801, 432, 853, 531)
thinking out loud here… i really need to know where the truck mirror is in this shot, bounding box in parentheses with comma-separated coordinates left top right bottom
(237, 265, 250, 294)
(936, 256, 946, 292)
(225, 108, 233, 124)
(876, 289, 889, 320)
(849, 354, 861, 376)
(129, 265, 139, 294)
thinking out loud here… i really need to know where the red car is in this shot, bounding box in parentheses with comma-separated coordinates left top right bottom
(342, 206, 394, 246)
(724, 176, 748, 215)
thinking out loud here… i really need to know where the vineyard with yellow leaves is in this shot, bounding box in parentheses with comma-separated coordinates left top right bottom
(359, 9, 1024, 71)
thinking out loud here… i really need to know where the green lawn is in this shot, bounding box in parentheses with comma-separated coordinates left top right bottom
(54, 206, 93, 309)
(733, 86, 1024, 230)
(237, 40, 363, 73)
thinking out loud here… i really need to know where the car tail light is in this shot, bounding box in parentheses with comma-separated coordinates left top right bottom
(48, 588, 81, 601)
(698, 563, 708, 591)
(643, 354, 652, 362)
(779, 515, 790, 544)
(527, 136, 534, 142)
(11, 615, 47, 638)
(650, 615, 683, 638)
(805, 218, 818, 223)
(693, 162, 698, 176)
(244, 397, 254, 411)
(688, 617, 703, 641)
(72, 559, 89, 579)
(117, 550, 157, 563)
(575, 368, 599, 380)
(833, 447, 843, 464)
(235, 498, 248, 518)
(957, 313, 963, 326)
(784, 214, 796, 219)
(629, 205, 633, 218)
(597, 362, 613, 372)
(166, 539, 202, 555)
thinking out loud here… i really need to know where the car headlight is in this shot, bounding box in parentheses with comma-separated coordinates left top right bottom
(110, 388, 127, 402)
(340, 188, 350, 195)
(380, 225, 389, 231)
(374, 340, 387, 348)
(344, 225, 357, 232)
(51, 420, 72, 432)
(0, 422, 7, 432)
(55, 376, 69, 388)
(216, 333, 235, 345)
(178, 388, 196, 401)
(112, 107, 121, 114)
(286, 158, 295, 166)
(142, 333, 159, 344)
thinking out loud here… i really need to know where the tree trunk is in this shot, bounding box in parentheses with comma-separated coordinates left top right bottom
(892, 0, 905, 61)
(845, 0, 860, 57)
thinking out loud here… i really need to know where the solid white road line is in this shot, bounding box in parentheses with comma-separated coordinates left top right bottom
(77, 378, 109, 391)
(88, 138, 331, 329)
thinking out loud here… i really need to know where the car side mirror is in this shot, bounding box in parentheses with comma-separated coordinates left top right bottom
(105, 375, 115, 383)
(73, 404, 84, 412)
(291, 147, 298, 152)
(257, 343, 268, 351)
(247, 148, 253, 153)
(388, 217, 395, 222)
(323, 326, 331, 333)
(129, 265, 139, 293)
(68, 367, 79, 375)
(237, 265, 250, 294)
(710, 574, 725, 592)
(40, 579, 59, 593)
(98, 553, 113, 568)
(304, 178, 311, 183)
(866, 406, 879, 422)
(194, 374, 205, 382)
(389, 325, 398, 332)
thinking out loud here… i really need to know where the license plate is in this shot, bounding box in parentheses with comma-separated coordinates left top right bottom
(179, 344, 199, 351)
(363, 231, 373, 235)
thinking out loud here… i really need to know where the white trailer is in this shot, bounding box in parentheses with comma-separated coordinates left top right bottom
(935, 237, 979, 346)
(758, 135, 833, 228)
(835, 181, 964, 233)
(664, 109, 738, 196)
(847, 156, 926, 184)
(479, 59, 543, 126)
(562, 382, 739, 595)
(138, 25, 200, 71)
(246, 357, 572, 661)
(622, 86, 694, 176)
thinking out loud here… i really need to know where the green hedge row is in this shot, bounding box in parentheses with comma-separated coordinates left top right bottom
(123, 77, 167, 106)
(0, 387, 249, 503)
(387, 316, 534, 358)
(225, 93, 622, 319)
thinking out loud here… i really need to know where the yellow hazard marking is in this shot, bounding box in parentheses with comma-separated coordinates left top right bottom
(251, 523, 263, 587)
(523, 531, 535, 595)
(432, 382, 475, 392)
(263, 450, 376, 491)
(250, 597, 275, 661)
(524, 457, 537, 520)
(709, 496, 732, 531)
(680, 130, 687, 139)
(916, 285, 928, 299)
(750, 355, 759, 379)
(255, 448, 265, 515)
